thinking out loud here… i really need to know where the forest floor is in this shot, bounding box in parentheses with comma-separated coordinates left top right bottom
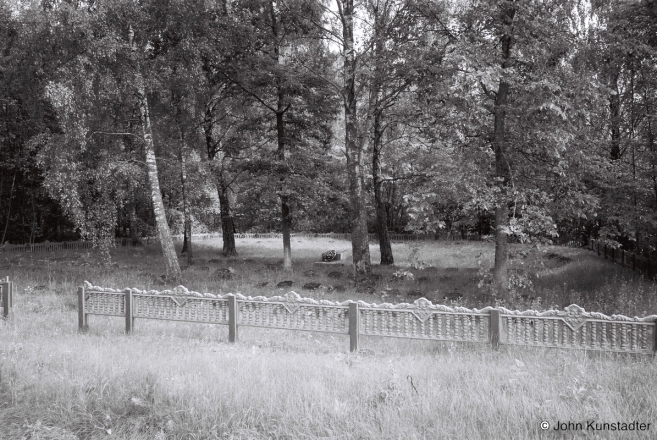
(0, 238, 656, 439)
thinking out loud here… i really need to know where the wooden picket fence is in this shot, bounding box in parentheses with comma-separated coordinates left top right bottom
(0, 240, 96, 253)
(1, 277, 13, 320)
(78, 282, 657, 355)
(163, 231, 482, 242)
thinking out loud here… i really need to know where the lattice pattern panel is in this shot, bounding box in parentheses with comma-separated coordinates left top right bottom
(85, 291, 125, 316)
(358, 298, 491, 342)
(133, 295, 229, 323)
(236, 292, 350, 333)
(500, 305, 657, 354)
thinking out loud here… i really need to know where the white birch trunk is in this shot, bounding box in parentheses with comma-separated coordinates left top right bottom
(130, 26, 182, 282)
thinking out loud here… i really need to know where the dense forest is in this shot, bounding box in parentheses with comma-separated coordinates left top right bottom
(1, 0, 656, 286)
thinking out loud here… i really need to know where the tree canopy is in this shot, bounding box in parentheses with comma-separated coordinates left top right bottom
(2, 0, 656, 291)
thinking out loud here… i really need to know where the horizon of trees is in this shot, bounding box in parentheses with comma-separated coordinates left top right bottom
(1, 0, 656, 293)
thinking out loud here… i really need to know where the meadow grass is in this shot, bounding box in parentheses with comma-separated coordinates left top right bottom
(0, 237, 656, 439)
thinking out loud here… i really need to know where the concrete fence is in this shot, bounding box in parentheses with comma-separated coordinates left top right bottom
(1, 277, 13, 320)
(78, 282, 657, 355)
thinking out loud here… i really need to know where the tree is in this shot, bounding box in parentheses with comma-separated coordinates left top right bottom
(202, 91, 243, 257)
(403, 0, 604, 293)
(31, 0, 196, 280)
(128, 24, 181, 282)
(333, 0, 373, 287)
(364, 0, 449, 264)
(0, 2, 81, 245)
(203, 0, 337, 269)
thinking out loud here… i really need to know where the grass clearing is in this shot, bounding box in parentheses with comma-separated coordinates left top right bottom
(1, 237, 656, 438)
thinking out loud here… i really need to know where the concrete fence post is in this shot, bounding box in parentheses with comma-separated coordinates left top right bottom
(78, 286, 88, 332)
(228, 294, 238, 343)
(125, 289, 134, 334)
(490, 309, 501, 350)
(349, 302, 359, 352)
(653, 318, 657, 357)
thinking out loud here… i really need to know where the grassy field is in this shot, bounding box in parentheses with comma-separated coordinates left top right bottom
(0, 237, 656, 439)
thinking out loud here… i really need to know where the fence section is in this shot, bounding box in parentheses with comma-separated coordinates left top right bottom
(159, 231, 483, 242)
(1, 277, 12, 320)
(78, 282, 657, 355)
(587, 239, 657, 280)
(238, 296, 350, 334)
(358, 298, 491, 343)
(499, 304, 656, 353)
(1, 240, 95, 253)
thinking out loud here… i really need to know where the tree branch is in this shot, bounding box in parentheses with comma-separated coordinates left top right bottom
(88, 131, 141, 138)
(296, 60, 343, 96)
(479, 80, 496, 100)
(217, 71, 277, 113)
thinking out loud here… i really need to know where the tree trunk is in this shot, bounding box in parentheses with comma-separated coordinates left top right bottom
(373, 112, 393, 265)
(491, 3, 516, 291)
(371, 6, 393, 266)
(129, 202, 141, 246)
(389, 172, 397, 231)
(203, 103, 238, 257)
(218, 175, 237, 256)
(181, 227, 188, 253)
(131, 26, 181, 283)
(30, 182, 36, 244)
(276, 107, 292, 271)
(179, 142, 193, 265)
(272, 1, 293, 272)
(610, 73, 621, 160)
(1, 171, 15, 244)
(341, 0, 372, 290)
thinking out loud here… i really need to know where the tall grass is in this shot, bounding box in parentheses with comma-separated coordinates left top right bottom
(2, 294, 656, 439)
(1, 238, 656, 438)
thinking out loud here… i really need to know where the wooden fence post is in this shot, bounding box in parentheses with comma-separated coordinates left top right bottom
(125, 289, 134, 334)
(228, 294, 238, 343)
(78, 286, 88, 332)
(490, 309, 501, 350)
(349, 302, 359, 352)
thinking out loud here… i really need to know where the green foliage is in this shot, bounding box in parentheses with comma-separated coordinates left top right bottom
(2, 0, 657, 275)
